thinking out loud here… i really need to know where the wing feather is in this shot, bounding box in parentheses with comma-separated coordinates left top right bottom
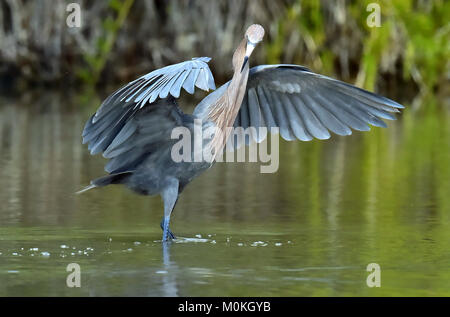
(268, 90, 296, 141)
(93, 57, 215, 123)
(83, 58, 214, 172)
(226, 65, 403, 148)
(183, 68, 200, 94)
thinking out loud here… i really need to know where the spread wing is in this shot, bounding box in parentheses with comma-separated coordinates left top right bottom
(100, 99, 188, 174)
(82, 58, 215, 172)
(91, 57, 215, 125)
(231, 64, 404, 148)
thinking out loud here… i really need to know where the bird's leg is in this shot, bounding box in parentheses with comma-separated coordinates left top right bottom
(161, 178, 179, 242)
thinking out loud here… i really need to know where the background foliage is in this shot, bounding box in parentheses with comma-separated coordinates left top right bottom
(0, 0, 448, 104)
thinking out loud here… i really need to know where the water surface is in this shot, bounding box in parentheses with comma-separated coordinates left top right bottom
(0, 92, 449, 296)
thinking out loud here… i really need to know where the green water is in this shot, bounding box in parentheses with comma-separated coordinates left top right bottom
(0, 93, 449, 296)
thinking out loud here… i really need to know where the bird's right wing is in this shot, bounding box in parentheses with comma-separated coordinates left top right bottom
(231, 64, 404, 148)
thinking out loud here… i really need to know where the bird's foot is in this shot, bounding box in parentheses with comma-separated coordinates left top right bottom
(163, 229, 176, 241)
(160, 219, 176, 241)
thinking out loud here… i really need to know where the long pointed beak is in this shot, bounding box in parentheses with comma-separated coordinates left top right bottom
(241, 56, 249, 72)
(241, 42, 256, 72)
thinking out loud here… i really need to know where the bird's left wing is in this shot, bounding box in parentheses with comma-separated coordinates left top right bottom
(92, 57, 215, 123)
(231, 64, 404, 148)
(83, 57, 215, 156)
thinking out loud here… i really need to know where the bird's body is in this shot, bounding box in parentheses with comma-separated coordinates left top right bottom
(109, 98, 212, 196)
(79, 25, 404, 241)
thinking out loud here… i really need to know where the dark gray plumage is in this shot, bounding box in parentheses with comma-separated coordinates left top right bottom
(204, 64, 404, 149)
(79, 25, 404, 241)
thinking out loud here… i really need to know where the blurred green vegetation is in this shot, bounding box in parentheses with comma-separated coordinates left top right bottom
(0, 0, 448, 105)
(265, 0, 449, 97)
(77, 0, 134, 86)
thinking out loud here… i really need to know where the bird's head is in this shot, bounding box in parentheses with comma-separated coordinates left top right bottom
(245, 24, 265, 57)
(238, 24, 265, 72)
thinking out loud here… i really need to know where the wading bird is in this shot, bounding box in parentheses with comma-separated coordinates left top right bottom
(79, 24, 404, 241)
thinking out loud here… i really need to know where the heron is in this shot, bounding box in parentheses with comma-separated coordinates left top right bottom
(78, 24, 404, 241)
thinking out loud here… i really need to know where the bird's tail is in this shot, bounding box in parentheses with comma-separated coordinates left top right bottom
(76, 184, 97, 195)
(75, 171, 133, 195)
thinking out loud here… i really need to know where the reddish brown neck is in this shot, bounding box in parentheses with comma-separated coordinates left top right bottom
(208, 37, 250, 156)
